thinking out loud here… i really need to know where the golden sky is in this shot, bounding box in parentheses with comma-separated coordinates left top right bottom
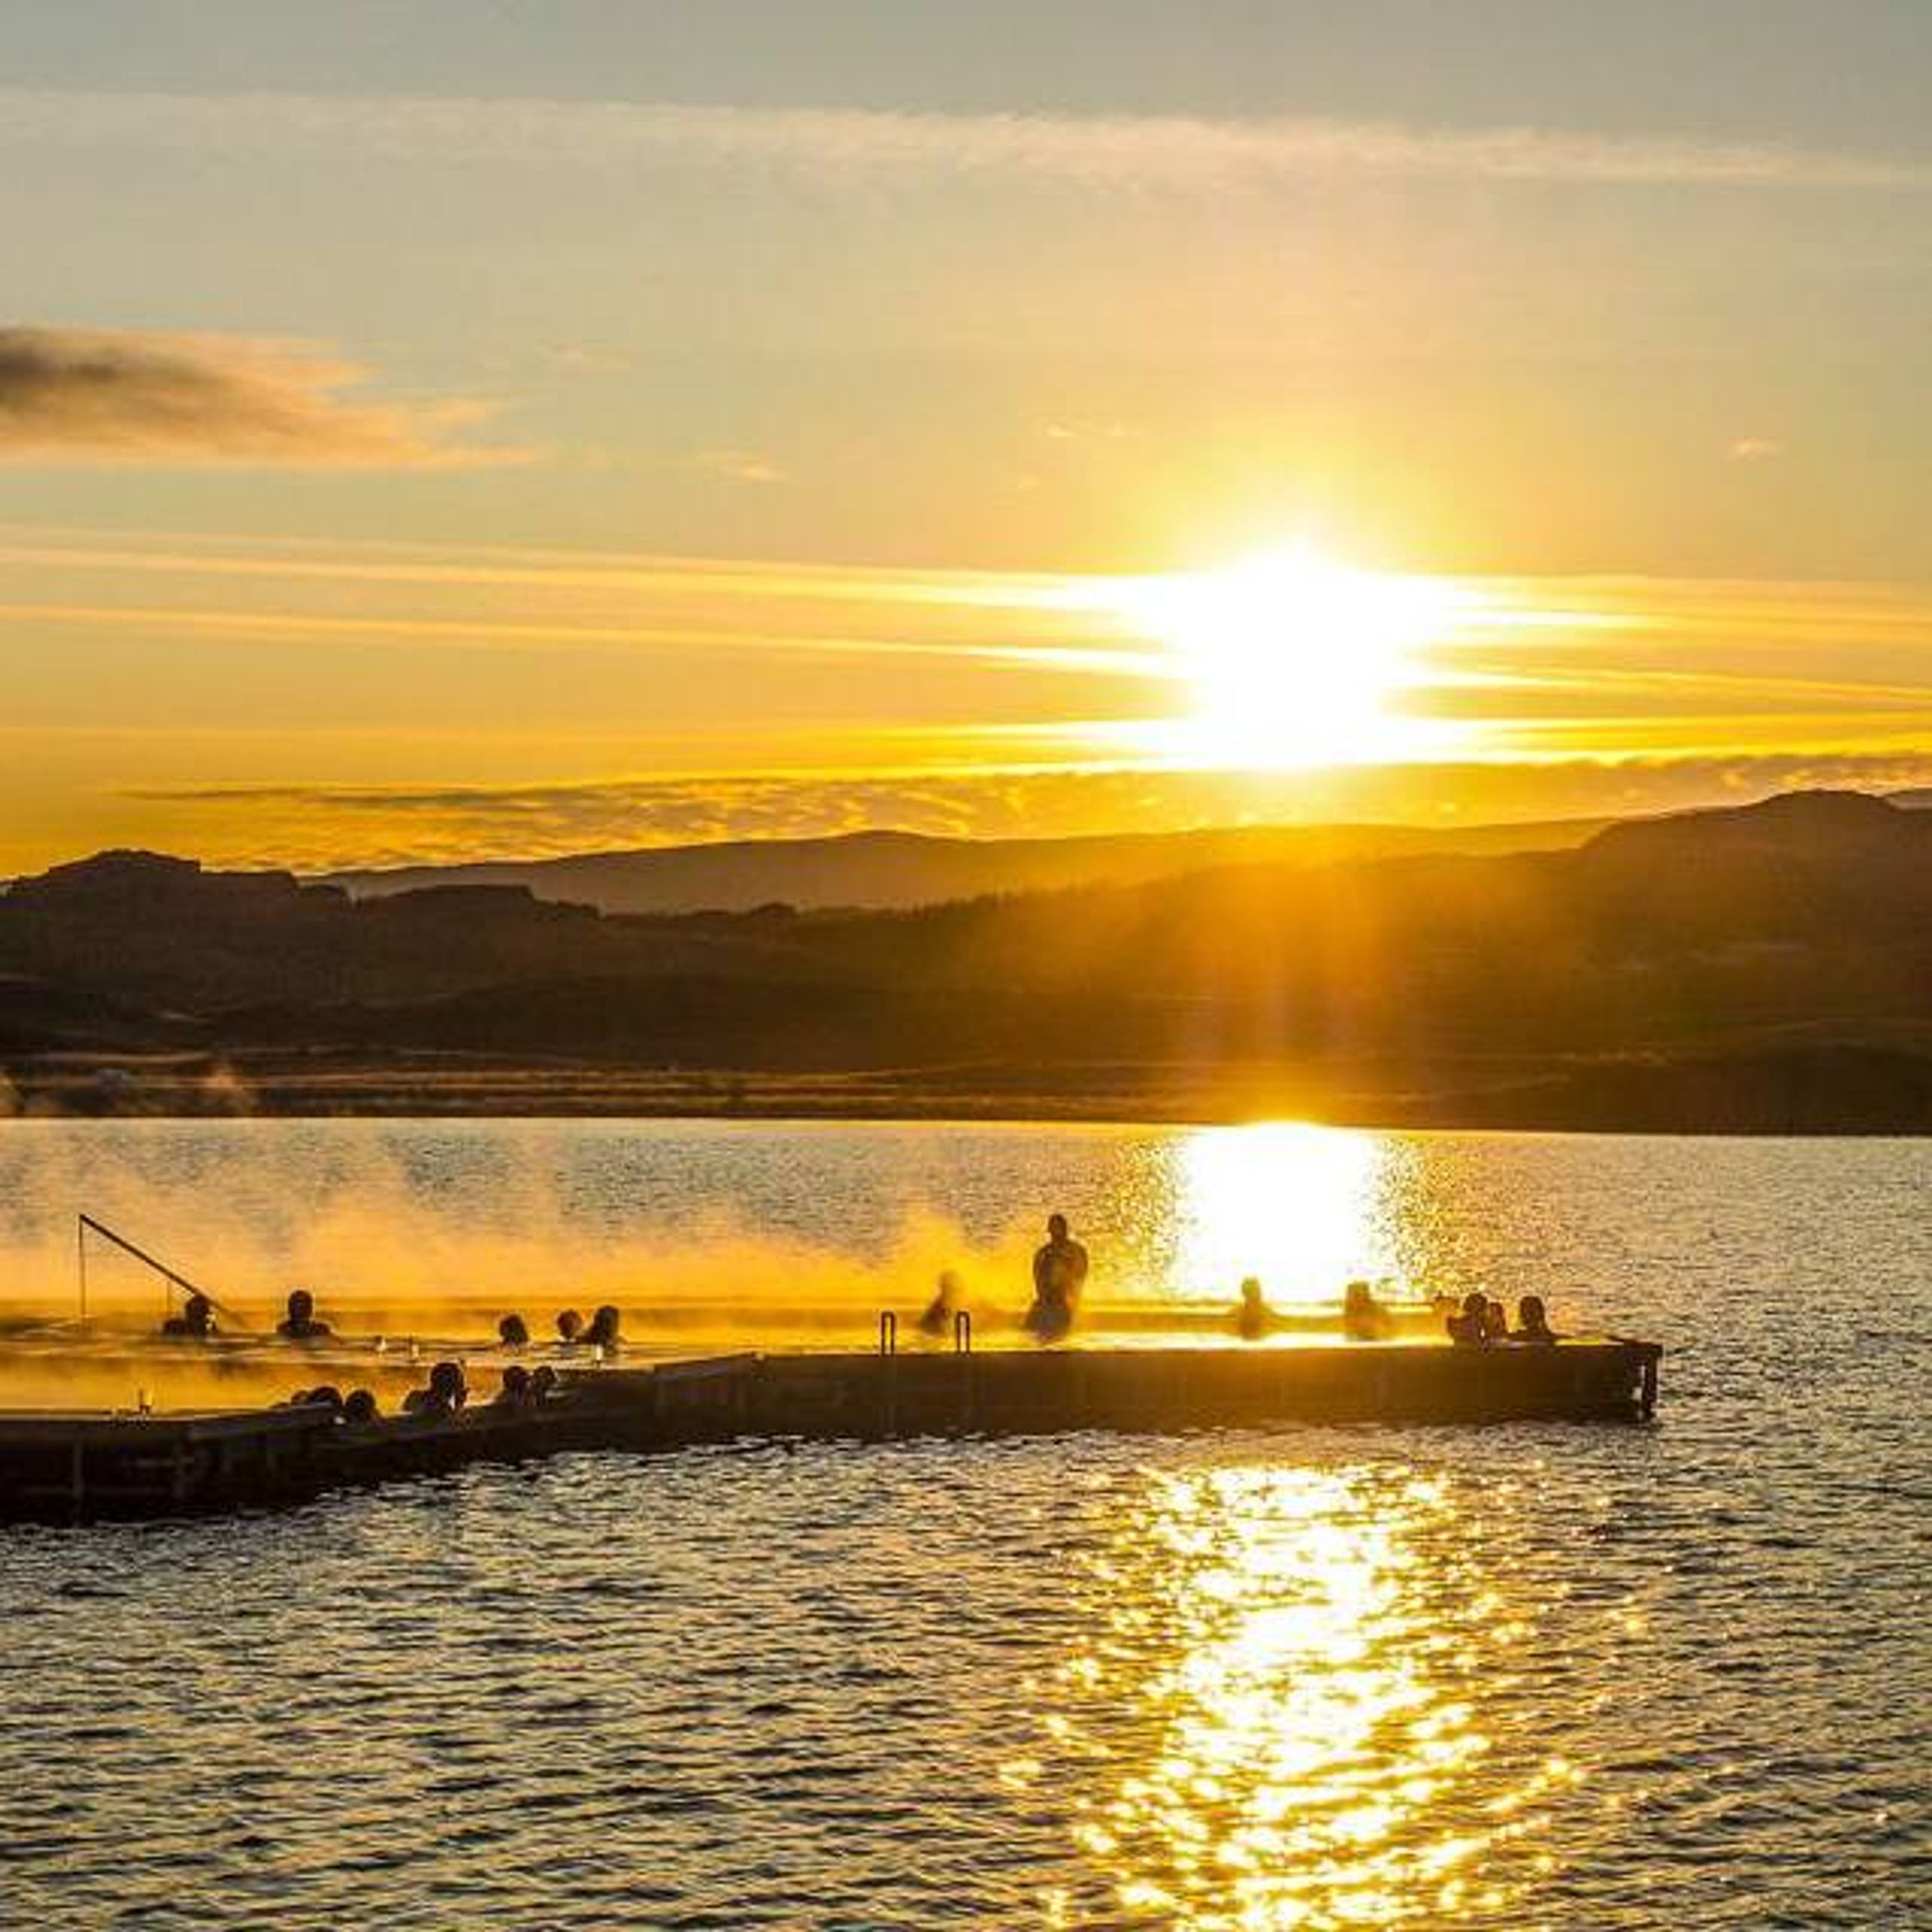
(3, 5, 1930, 870)
(7, 521, 1932, 870)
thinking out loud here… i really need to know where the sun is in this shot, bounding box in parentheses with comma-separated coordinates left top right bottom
(1111, 542, 1472, 770)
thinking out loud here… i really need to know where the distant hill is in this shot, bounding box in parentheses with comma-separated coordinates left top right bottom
(324, 817, 1608, 914)
(12, 790, 1932, 1130)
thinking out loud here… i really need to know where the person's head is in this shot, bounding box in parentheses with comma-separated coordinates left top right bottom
(286, 1288, 314, 1323)
(1343, 1280, 1371, 1312)
(530, 1364, 558, 1400)
(343, 1388, 378, 1423)
(1048, 1214, 1069, 1241)
(1463, 1291, 1487, 1318)
(498, 1313, 529, 1347)
(184, 1292, 211, 1325)
(500, 1364, 531, 1401)
(1241, 1276, 1264, 1306)
(556, 1309, 583, 1341)
(1518, 1294, 1549, 1331)
(587, 1304, 620, 1342)
(938, 1269, 963, 1300)
(304, 1383, 343, 1411)
(429, 1359, 466, 1406)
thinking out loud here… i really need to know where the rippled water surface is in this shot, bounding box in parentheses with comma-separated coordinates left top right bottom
(2, 1121, 1928, 1928)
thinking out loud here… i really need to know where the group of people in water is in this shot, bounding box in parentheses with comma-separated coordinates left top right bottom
(284, 1358, 561, 1426)
(166, 1289, 625, 1355)
(183, 1211, 1568, 1429)
(165, 1287, 619, 1427)
(1441, 1290, 1559, 1346)
(926, 1214, 1566, 1349)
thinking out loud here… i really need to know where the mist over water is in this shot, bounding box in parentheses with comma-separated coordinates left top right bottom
(0, 1119, 1434, 1394)
(3, 1121, 1928, 1926)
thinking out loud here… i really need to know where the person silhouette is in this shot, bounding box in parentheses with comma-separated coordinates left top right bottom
(277, 1288, 332, 1341)
(918, 1269, 964, 1338)
(1233, 1277, 1274, 1341)
(1026, 1214, 1090, 1342)
(161, 1292, 217, 1339)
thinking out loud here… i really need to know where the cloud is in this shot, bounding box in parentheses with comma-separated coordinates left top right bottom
(0, 327, 515, 467)
(691, 448, 788, 485)
(125, 754, 1932, 874)
(2, 90, 1924, 194)
(1727, 436, 1784, 463)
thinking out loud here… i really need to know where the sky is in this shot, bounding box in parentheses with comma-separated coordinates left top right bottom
(2, 0, 1930, 872)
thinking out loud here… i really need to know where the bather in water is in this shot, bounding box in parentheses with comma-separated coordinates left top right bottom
(918, 1270, 964, 1339)
(277, 1288, 333, 1342)
(160, 1292, 217, 1340)
(1341, 1279, 1394, 1342)
(402, 1359, 468, 1418)
(1512, 1294, 1560, 1343)
(1232, 1277, 1275, 1341)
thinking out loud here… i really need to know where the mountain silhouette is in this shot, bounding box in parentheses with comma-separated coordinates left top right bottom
(8, 791, 1932, 1128)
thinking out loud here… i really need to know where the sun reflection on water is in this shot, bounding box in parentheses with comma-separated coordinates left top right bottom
(1032, 1463, 1573, 1927)
(1158, 1124, 1401, 1304)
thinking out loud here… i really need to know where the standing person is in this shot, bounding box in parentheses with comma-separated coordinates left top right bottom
(1026, 1213, 1090, 1342)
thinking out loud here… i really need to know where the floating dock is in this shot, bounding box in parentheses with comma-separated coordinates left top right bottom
(0, 1337, 1661, 1524)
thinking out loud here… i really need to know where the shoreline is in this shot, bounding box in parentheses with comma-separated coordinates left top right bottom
(9, 1057, 1932, 1135)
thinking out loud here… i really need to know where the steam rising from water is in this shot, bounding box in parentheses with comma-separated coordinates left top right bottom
(0, 1117, 1457, 1410)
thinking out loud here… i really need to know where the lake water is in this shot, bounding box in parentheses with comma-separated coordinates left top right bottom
(1, 1120, 1927, 1927)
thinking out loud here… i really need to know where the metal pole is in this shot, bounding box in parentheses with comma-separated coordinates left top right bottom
(75, 1214, 87, 1328)
(75, 1214, 250, 1327)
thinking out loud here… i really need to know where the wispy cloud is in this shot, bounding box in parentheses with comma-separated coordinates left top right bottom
(0, 327, 516, 467)
(691, 448, 788, 486)
(122, 755, 1932, 873)
(0, 91, 1924, 192)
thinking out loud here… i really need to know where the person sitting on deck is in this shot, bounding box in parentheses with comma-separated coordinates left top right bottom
(918, 1269, 964, 1338)
(403, 1358, 468, 1418)
(1482, 1298, 1512, 1343)
(1025, 1214, 1090, 1343)
(161, 1292, 217, 1340)
(583, 1305, 623, 1355)
(555, 1309, 585, 1345)
(1232, 1277, 1274, 1341)
(1446, 1291, 1491, 1346)
(277, 1288, 333, 1342)
(493, 1364, 534, 1408)
(1341, 1280, 1394, 1343)
(1512, 1295, 1559, 1345)
(497, 1313, 531, 1349)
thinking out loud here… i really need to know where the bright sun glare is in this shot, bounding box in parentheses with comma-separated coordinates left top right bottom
(1112, 542, 1475, 770)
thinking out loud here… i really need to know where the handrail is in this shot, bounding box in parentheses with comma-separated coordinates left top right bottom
(77, 1214, 251, 1328)
(878, 1310, 898, 1356)
(952, 1309, 973, 1354)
